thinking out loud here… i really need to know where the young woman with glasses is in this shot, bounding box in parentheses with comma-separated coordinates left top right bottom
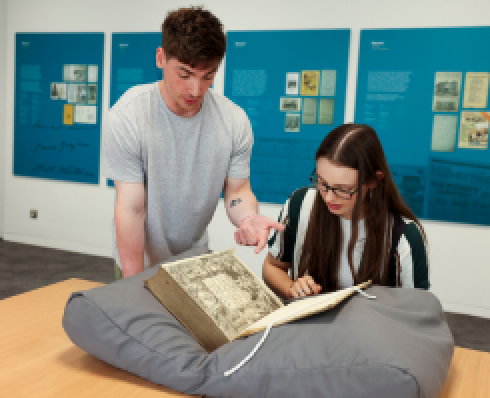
(263, 123, 429, 299)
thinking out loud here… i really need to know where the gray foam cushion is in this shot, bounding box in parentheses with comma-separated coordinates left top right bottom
(63, 249, 453, 398)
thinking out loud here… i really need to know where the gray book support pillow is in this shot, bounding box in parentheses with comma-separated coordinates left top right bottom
(63, 248, 453, 398)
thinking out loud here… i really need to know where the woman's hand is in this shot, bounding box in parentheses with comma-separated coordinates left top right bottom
(289, 275, 322, 299)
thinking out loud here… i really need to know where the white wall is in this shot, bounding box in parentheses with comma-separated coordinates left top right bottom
(0, 0, 6, 238)
(3, 0, 490, 318)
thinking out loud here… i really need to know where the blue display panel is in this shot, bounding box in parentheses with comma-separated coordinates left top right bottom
(225, 30, 351, 204)
(107, 33, 162, 187)
(355, 27, 490, 225)
(110, 32, 162, 107)
(14, 33, 104, 184)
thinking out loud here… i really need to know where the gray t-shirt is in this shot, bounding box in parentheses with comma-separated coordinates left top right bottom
(102, 82, 253, 268)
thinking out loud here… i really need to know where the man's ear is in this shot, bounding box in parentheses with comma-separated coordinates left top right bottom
(156, 47, 166, 68)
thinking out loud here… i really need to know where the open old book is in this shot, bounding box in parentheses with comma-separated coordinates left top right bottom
(145, 248, 372, 354)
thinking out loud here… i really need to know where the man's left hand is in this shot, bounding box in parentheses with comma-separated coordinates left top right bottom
(234, 214, 285, 254)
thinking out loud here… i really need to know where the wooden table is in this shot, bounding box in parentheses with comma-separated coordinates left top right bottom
(1, 279, 489, 397)
(439, 346, 490, 398)
(0, 279, 194, 397)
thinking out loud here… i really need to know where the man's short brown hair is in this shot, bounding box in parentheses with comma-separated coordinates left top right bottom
(162, 7, 226, 67)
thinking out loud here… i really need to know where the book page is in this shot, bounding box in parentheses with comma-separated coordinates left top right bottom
(163, 249, 284, 340)
(302, 98, 317, 124)
(238, 281, 371, 338)
(463, 72, 488, 109)
(318, 98, 334, 125)
(320, 69, 336, 96)
(431, 114, 458, 152)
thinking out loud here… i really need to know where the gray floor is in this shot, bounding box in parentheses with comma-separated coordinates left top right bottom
(0, 238, 114, 299)
(1, 238, 489, 353)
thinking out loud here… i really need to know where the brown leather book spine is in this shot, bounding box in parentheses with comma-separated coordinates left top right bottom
(145, 268, 229, 352)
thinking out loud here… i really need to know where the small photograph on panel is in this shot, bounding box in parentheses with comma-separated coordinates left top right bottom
(280, 97, 302, 112)
(76, 84, 87, 103)
(285, 72, 299, 95)
(285, 114, 300, 132)
(87, 65, 98, 83)
(469, 123, 489, 149)
(300, 70, 320, 96)
(432, 71, 462, 112)
(458, 112, 489, 150)
(50, 82, 66, 100)
(63, 64, 87, 82)
(87, 84, 97, 104)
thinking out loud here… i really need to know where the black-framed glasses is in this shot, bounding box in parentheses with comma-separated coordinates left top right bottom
(309, 169, 359, 199)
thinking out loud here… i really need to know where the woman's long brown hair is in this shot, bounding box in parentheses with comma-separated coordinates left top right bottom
(298, 124, 425, 292)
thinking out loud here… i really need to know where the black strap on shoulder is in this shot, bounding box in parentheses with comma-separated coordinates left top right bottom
(287, 187, 311, 280)
(387, 214, 407, 287)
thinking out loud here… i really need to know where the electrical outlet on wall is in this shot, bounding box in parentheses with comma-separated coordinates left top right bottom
(30, 209, 38, 219)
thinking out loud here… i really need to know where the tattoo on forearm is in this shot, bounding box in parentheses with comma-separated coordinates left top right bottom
(230, 198, 242, 208)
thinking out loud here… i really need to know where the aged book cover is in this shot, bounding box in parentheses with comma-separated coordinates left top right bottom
(145, 248, 370, 352)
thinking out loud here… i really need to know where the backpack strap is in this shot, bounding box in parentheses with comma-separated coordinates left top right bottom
(387, 214, 407, 287)
(287, 187, 311, 280)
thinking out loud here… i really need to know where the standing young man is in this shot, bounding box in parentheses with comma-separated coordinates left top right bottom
(102, 7, 283, 278)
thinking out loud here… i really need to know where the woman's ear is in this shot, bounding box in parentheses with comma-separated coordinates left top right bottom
(367, 171, 384, 190)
